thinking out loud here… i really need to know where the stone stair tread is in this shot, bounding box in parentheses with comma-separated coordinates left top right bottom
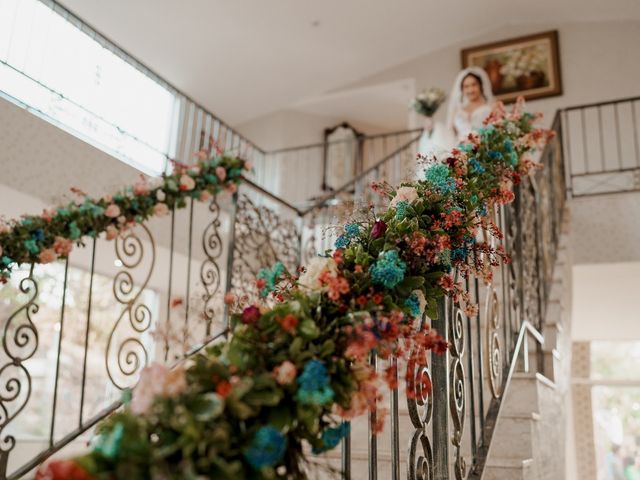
(486, 457, 534, 468)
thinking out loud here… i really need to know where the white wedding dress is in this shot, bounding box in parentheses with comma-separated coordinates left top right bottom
(418, 104, 492, 157)
(417, 67, 495, 159)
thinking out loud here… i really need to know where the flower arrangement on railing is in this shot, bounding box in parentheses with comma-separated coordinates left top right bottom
(34, 99, 552, 479)
(0, 155, 250, 283)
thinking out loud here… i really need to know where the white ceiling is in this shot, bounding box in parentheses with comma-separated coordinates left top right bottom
(57, 0, 640, 126)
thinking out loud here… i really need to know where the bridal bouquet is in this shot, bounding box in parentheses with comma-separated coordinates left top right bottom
(410, 87, 446, 117)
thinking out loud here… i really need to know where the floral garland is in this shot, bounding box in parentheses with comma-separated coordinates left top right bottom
(0, 155, 250, 283)
(35, 99, 552, 480)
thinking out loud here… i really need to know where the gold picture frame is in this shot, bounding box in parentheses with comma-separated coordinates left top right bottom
(461, 30, 562, 103)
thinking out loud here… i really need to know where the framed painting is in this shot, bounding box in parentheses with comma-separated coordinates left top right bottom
(461, 30, 562, 103)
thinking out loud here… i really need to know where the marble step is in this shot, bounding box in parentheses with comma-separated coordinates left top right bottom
(483, 458, 534, 480)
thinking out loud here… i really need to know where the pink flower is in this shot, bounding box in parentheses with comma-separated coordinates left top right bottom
(117, 215, 127, 225)
(390, 186, 418, 207)
(200, 190, 212, 202)
(223, 292, 236, 305)
(179, 174, 196, 191)
(130, 363, 168, 415)
(243, 161, 253, 171)
(241, 305, 261, 325)
(130, 363, 186, 415)
(153, 203, 170, 217)
(103, 194, 113, 203)
(53, 237, 73, 256)
(156, 190, 166, 202)
(133, 177, 149, 196)
(105, 225, 118, 241)
(370, 220, 387, 239)
(39, 248, 58, 264)
(215, 166, 227, 182)
(225, 183, 237, 194)
(104, 204, 121, 218)
(41, 209, 55, 222)
(273, 361, 297, 385)
(163, 367, 187, 397)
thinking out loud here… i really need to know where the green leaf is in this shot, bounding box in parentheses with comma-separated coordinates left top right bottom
(190, 393, 224, 421)
(298, 319, 320, 340)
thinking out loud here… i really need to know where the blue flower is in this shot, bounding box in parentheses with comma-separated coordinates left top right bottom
(510, 151, 518, 166)
(32, 229, 45, 242)
(452, 247, 468, 261)
(56, 208, 70, 218)
(424, 164, 456, 194)
(23, 239, 39, 255)
(1, 256, 13, 266)
(244, 426, 287, 469)
(93, 422, 124, 460)
(21, 218, 33, 227)
(477, 204, 488, 217)
(344, 223, 360, 237)
(369, 250, 406, 289)
(503, 139, 514, 152)
(395, 200, 408, 220)
(296, 360, 334, 406)
(488, 150, 503, 161)
(335, 235, 350, 249)
(313, 423, 350, 454)
(404, 293, 421, 318)
(468, 158, 485, 174)
(257, 261, 285, 297)
(68, 222, 82, 240)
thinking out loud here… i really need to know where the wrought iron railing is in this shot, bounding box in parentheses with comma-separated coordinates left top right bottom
(0, 110, 570, 479)
(562, 95, 640, 196)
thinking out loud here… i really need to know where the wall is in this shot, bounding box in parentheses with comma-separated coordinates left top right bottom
(572, 262, 640, 341)
(340, 20, 640, 128)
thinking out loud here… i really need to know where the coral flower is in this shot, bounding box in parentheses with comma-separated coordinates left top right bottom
(105, 225, 118, 241)
(104, 204, 121, 218)
(273, 360, 297, 385)
(53, 237, 73, 256)
(38, 248, 57, 264)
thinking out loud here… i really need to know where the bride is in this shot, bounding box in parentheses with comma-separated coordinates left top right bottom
(419, 66, 495, 156)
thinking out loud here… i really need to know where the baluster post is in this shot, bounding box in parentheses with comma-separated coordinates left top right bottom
(431, 297, 450, 479)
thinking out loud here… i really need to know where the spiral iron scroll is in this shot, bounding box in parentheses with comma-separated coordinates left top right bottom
(0, 269, 39, 472)
(230, 194, 300, 303)
(486, 288, 503, 398)
(107, 225, 155, 389)
(201, 196, 223, 336)
(449, 306, 466, 480)
(406, 315, 434, 480)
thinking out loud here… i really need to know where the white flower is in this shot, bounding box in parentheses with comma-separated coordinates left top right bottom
(390, 186, 419, 207)
(412, 289, 428, 318)
(298, 257, 337, 291)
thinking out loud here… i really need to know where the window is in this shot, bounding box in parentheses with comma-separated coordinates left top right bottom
(590, 341, 640, 480)
(0, 0, 178, 175)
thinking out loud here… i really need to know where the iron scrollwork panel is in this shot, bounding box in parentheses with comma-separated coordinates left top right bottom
(0, 268, 39, 474)
(449, 305, 466, 480)
(485, 288, 503, 399)
(519, 179, 542, 329)
(230, 194, 300, 303)
(107, 225, 155, 390)
(406, 313, 434, 480)
(200, 196, 224, 337)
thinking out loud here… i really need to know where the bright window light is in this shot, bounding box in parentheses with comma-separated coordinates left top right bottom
(0, 0, 178, 175)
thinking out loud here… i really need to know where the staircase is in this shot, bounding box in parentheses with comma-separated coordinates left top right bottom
(1, 4, 637, 478)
